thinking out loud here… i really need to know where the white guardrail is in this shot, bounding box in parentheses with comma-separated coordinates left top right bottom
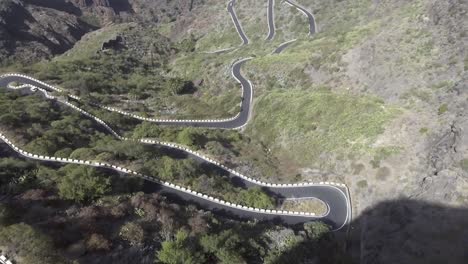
(0, 255, 13, 264)
(0, 4, 352, 229)
(3, 77, 347, 189)
(0, 131, 319, 218)
(0, 75, 350, 219)
(3, 73, 241, 124)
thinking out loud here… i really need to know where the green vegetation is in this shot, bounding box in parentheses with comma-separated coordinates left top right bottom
(119, 222, 145, 246)
(248, 91, 399, 166)
(369, 147, 400, 169)
(156, 220, 335, 264)
(199, 229, 246, 263)
(459, 158, 468, 172)
(438, 104, 448, 115)
(464, 56, 468, 71)
(0, 223, 65, 263)
(0, 182, 340, 263)
(158, 230, 206, 264)
(431, 80, 453, 90)
(0, 0, 453, 262)
(304, 221, 331, 241)
(58, 165, 111, 203)
(357, 180, 368, 188)
(236, 187, 275, 209)
(0, 91, 275, 209)
(281, 198, 328, 215)
(0, 158, 36, 193)
(419, 127, 429, 134)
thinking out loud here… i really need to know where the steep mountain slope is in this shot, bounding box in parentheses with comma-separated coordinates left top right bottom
(147, 1, 468, 262)
(0, 0, 94, 64)
(0, 0, 205, 65)
(0, 0, 467, 263)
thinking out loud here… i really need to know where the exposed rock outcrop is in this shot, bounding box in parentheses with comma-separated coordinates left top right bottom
(0, 0, 203, 64)
(0, 0, 94, 64)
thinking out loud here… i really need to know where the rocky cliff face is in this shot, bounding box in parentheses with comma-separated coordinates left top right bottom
(0, 0, 203, 65)
(0, 0, 94, 64)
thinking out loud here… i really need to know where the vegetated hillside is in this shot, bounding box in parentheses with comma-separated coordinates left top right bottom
(0, 91, 340, 263)
(0, 0, 467, 263)
(166, 0, 468, 222)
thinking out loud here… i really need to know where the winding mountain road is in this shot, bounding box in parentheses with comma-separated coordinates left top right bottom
(227, 0, 249, 45)
(273, 39, 297, 54)
(0, 78, 349, 230)
(266, 0, 276, 40)
(0, 59, 253, 130)
(284, 0, 316, 35)
(0, 0, 351, 231)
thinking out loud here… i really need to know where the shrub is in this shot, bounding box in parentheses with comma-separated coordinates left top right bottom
(438, 104, 448, 115)
(460, 159, 468, 172)
(58, 165, 110, 203)
(0, 158, 35, 182)
(86, 233, 112, 251)
(158, 230, 206, 264)
(0, 223, 64, 263)
(357, 180, 368, 188)
(238, 187, 275, 209)
(119, 222, 145, 246)
(69, 148, 96, 160)
(200, 229, 245, 264)
(303, 221, 331, 240)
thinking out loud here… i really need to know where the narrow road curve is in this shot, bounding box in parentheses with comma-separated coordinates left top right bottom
(227, 0, 250, 45)
(0, 81, 350, 230)
(284, 0, 316, 35)
(266, 0, 276, 41)
(201, 47, 236, 54)
(0, 59, 254, 130)
(0, 3, 352, 231)
(273, 39, 297, 54)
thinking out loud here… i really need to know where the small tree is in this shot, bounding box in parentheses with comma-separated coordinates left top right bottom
(58, 165, 110, 203)
(239, 187, 275, 209)
(303, 221, 330, 241)
(120, 222, 145, 246)
(157, 230, 206, 264)
(177, 128, 196, 147)
(0, 223, 64, 263)
(200, 230, 246, 264)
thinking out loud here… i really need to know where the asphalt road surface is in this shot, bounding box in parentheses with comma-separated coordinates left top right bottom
(0, 74, 350, 230)
(0, 59, 253, 130)
(227, 0, 249, 45)
(285, 0, 316, 35)
(266, 0, 275, 40)
(0, 1, 351, 231)
(273, 39, 297, 54)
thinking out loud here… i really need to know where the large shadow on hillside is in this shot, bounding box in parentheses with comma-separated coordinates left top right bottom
(350, 199, 468, 264)
(276, 199, 468, 264)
